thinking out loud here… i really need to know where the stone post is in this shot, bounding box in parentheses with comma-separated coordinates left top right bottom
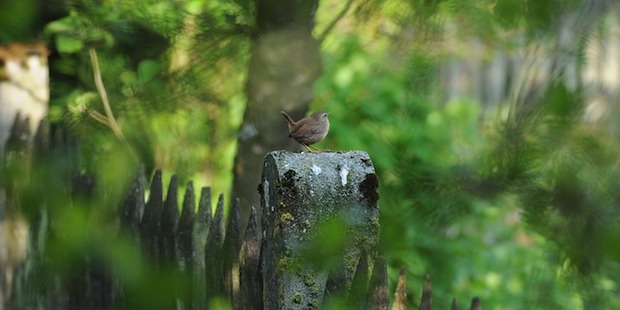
(260, 151, 380, 309)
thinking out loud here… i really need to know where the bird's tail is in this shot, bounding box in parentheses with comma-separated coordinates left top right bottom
(280, 111, 295, 126)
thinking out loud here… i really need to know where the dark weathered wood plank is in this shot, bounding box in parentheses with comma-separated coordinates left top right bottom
(192, 187, 212, 309)
(239, 206, 262, 310)
(223, 198, 242, 307)
(419, 275, 432, 310)
(161, 175, 179, 233)
(161, 174, 179, 265)
(470, 297, 481, 310)
(140, 170, 163, 262)
(205, 194, 225, 301)
(178, 181, 196, 268)
(121, 166, 146, 235)
(391, 267, 407, 310)
(33, 118, 49, 159)
(367, 256, 388, 310)
(176, 181, 195, 308)
(5, 114, 31, 154)
(197, 187, 212, 235)
(348, 250, 369, 309)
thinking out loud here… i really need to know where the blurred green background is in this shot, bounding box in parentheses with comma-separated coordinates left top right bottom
(3, 0, 620, 308)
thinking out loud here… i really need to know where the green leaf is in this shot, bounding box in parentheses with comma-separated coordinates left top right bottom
(138, 60, 161, 82)
(84, 28, 115, 47)
(56, 35, 83, 53)
(45, 16, 79, 34)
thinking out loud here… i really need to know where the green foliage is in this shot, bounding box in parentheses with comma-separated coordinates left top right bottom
(315, 17, 620, 306)
(0, 0, 41, 41)
(45, 11, 114, 52)
(317, 35, 490, 306)
(41, 0, 250, 196)
(5, 0, 620, 308)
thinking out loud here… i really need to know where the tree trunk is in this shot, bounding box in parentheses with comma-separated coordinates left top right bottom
(232, 0, 322, 216)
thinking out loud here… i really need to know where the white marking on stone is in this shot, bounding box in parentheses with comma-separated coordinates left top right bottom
(340, 166, 349, 186)
(311, 164, 322, 175)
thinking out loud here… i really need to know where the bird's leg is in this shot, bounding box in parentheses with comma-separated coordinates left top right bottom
(298, 144, 317, 152)
(305, 145, 322, 152)
(300, 144, 313, 152)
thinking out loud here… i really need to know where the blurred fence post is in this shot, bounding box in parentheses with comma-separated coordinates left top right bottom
(260, 151, 380, 309)
(0, 42, 49, 161)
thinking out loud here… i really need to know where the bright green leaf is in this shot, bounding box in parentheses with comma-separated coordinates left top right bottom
(56, 34, 84, 53)
(138, 60, 161, 82)
(45, 16, 79, 34)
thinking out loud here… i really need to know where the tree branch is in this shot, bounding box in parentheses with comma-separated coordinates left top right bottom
(317, 0, 355, 44)
(88, 47, 125, 141)
(88, 110, 111, 127)
(88, 47, 138, 162)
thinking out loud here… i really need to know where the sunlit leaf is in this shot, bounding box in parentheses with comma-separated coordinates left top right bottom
(56, 34, 84, 53)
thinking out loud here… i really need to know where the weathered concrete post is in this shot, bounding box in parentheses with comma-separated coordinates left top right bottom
(261, 151, 380, 309)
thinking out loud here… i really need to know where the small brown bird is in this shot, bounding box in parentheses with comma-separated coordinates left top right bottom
(281, 110, 330, 151)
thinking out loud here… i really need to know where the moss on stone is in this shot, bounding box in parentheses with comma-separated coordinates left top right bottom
(302, 273, 320, 295)
(280, 212, 295, 224)
(309, 298, 320, 307)
(292, 292, 304, 304)
(278, 256, 301, 274)
(303, 273, 317, 287)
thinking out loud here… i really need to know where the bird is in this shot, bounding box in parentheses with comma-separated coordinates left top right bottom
(281, 110, 330, 151)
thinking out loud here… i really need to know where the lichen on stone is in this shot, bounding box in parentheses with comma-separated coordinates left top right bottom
(292, 292, 304, 304)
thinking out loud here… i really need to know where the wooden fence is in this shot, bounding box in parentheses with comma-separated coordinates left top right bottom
(1, 116, 481, 309)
